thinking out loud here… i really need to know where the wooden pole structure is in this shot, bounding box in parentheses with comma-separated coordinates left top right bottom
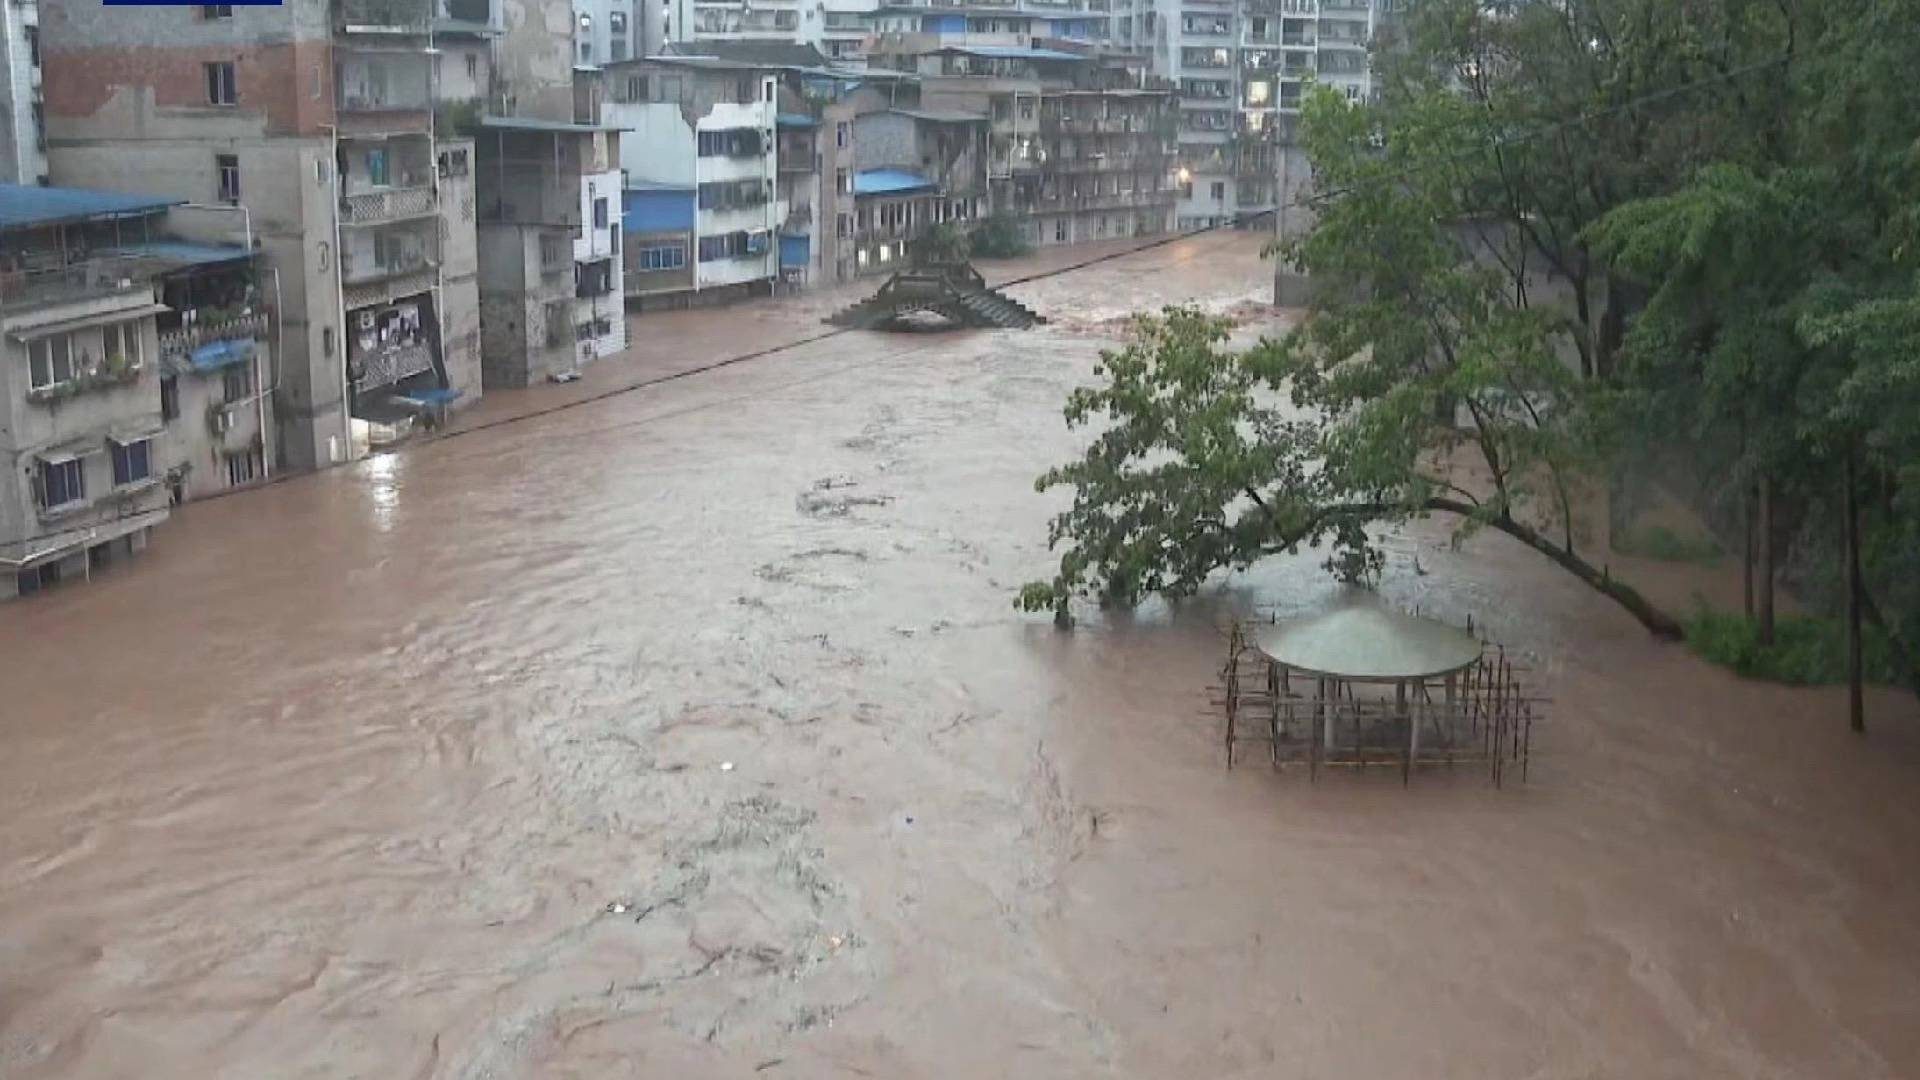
(1846, 445, 1865, 734)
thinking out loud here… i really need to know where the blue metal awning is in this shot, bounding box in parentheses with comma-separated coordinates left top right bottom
(776, 112, 819, 129)
(188, 336, 258, 373)
(394, 387, 464, 407)
(852, 169, 938, 197)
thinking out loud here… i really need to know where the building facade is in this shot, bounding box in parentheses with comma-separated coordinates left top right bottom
(40, 0, 487, 470)
(0, 185, 265, 600)
(0, 0, 45, 185)
(601, 57, 780, 306)
(1138, 0, 1383, 228)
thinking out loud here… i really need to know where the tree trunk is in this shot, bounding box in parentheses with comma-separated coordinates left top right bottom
(1846, 448, 1864, 733)
(1424, 497, 1684, 640)
(1743, 482, 1755, 620)
(1757, 473, 1776, 646)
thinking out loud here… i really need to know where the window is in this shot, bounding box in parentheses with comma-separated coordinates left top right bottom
(697, 128, 761, 157)
(227, 447, 260, 487)
(697, 178, 768, 210)
(205, 61, 237, 106)
(1055, 218, 1066, 243)
(111, 439, 152, 487)
(1210, 181, 1226, 200)
(217, 153, 240, 203)
(160, 376, 180, 422)
(592, 197, 608, 229)
(466, 53, 478, 79)
(579, 41, 591, 63)
(202, 4, 233, 18)
(223, 363, 251, 404)
(836, 122, 848, 149)
(609, 224, 620, 255)
(609, 11, 626, 32)
(611, 39, 626, 62)
(636, 242, 685, 271)
(110, 321, 142, 370)
(39, 458, 84, 509)
(366, 147, 389, 187)
(27, 333, 74, 391)
(24, 25, 37, 68)
(835, 168, 848, 194)
(697, 232, 752, 261)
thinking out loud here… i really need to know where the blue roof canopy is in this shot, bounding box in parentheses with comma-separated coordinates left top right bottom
(853, 169, 938, 197)
(187, 336, 258, 374)
(776, 112, 819, 129)
(0, 184, 182, 231)
(106, 241, 253, 269)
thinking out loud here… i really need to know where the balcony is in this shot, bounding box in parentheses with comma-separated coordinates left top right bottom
(341, 246, 436, 286)
(158, 310, 270, 362)
(338, 0, 432, 34)
(340, 185, 437, 226)
(353, 343, 434, 394)
(0, 256, 159, 313)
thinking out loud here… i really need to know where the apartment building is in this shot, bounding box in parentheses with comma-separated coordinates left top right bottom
(573, 0, 642, 65)
(1142, 0, 1383, 228)
(601, 56, 780, 306)
(868, 42, 1176, 247)
(0, 184, 269, 599)
(39, 0, 487, 469)
(0, 0, 45, 185)
(847, 105, 986, 272)
(573, 142, 625, 362)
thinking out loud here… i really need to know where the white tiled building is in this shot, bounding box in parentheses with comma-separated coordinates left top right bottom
(0, 0, 44, 186)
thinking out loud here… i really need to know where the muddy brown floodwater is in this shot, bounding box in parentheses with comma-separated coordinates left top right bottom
(5, 233, 1920, 1078)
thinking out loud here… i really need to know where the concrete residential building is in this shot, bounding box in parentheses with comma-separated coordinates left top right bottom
(0, 0, 45, 186)
(848, 104, 987, 273)
(867, 42, 1176, 247)
(573, 0, 640, 65)
(0, 184, 263, 600)
(601, 56, 780, 307)
(1144, 0, 1384, 228)
(40, 0, 486, 469)
(572, 133, 625, 362)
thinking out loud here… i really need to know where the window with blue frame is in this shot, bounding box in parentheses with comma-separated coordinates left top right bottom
(637, 243, 686, 271)
(39, 458, 84, 509)
(112, 439, 152, 487)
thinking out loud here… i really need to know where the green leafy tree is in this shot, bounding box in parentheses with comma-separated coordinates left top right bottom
(1020, 87, 1679, 636)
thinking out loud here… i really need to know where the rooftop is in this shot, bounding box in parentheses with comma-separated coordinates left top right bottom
(103, 241, 253, 271)
(432, 17, 500, 37)
(664, 40, 833, 70)
(853, 169, 939, 197)
(626, 181, 695, 194)
(777, 112, 821, 129)
(887, 107, 990, 123)
(478, 116, 626, 134)
(0, 184, 182, 231)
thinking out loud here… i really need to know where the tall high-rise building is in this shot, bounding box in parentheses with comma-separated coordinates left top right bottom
(1128, 0, 1382, 228)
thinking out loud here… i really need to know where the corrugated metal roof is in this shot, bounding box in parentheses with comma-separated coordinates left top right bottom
(887, 107, 988, 124)
(776, 112, 820, 129)
(945, 45, 1089, 61)
(479, 116, 626, 134)
(852, 169, 938, 196)
(0, 184, 182, 231)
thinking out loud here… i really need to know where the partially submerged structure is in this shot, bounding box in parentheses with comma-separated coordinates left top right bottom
(1216, 599, 1540, 785)
(825, 261, 1042, 330)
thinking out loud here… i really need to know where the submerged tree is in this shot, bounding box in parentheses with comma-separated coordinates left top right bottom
(1018, 87, 1680, 636)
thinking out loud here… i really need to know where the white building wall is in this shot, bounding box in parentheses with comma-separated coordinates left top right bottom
(574, 166, 626, 360)
(0, 0, 44, 185)
(693, 95, 777, 288)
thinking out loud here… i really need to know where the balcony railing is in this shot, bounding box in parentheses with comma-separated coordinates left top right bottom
(0, 256, 159, 312)
(341, 185, 437, 225)
(353, 343, 434, 393)
(338, 0, 432, 33)
(341, 248, 437, 285)
(158, 310, 270, 360)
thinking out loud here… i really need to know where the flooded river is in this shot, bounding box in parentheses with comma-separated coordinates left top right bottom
(4, 233, 1919, 1077)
